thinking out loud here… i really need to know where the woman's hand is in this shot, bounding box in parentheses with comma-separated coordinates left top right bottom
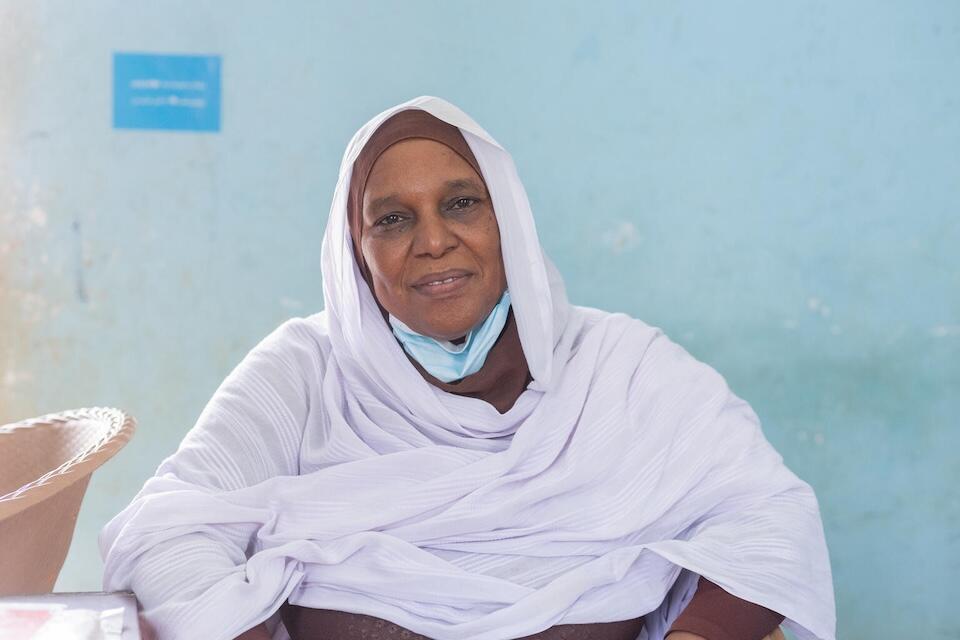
(137, 614, 156, 640)
(138, 615, 272, 640)
(233, 622, 273, 640)
(666, 629, 785, 640)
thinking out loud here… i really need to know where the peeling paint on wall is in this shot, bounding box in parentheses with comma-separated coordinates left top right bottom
(602, 220, 640, 253)
(0, 218, 39, 424)
(0, 5, 65, 423)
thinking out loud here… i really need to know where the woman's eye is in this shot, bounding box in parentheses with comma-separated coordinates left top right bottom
(451, 197, 477, 210)
(376, 213, 404, 227)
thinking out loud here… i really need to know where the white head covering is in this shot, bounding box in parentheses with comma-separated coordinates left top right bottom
(324, 97, 564, 398)
(101, 97, 836, 640)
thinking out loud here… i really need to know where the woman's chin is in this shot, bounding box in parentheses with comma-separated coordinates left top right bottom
(401, 302, 490, 342)
(407, 314, 479, 342)
(419, 325, 474, 343)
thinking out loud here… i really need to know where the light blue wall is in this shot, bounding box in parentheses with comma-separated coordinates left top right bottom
(1, 2, 957, 637)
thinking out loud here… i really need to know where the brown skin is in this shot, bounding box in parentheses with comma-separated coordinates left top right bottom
(667, 630, 785, 640)
(141, 616, 271, 640)
(234, 624, 272, 640)
(215, 624, 783, 640)
(360, 138, 507, 342)
(215, 620, 788, 639)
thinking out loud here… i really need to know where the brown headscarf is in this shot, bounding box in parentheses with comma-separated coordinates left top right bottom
(347, 109, 530, 413)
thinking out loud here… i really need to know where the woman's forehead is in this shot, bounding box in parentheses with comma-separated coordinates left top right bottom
(365, 139, 485, 194)
(346, 106, 489, 275)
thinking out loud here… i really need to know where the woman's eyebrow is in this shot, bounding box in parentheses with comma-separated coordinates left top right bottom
(367, 194, 402, 213)
(444, 178, 484, 192)
(367, 179, 485, 216)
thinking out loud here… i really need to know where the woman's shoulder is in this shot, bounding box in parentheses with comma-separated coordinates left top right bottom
(568, 305, 721, 383)
(256, 311, 332, 349)
(568, 304, 665, 350)
(237, 311, 335, 379)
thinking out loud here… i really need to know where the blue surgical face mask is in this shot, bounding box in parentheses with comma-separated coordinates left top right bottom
(388, 290, 511, 383)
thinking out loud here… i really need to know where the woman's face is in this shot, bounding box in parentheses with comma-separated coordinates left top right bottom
(361, 138, 507, 342)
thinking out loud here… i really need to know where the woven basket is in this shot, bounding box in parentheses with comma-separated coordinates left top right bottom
(0, 407, 136, 595)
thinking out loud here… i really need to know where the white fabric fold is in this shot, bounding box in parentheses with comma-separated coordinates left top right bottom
(100, 96, 835, 640)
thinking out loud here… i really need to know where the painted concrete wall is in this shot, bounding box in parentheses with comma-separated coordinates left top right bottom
(1, 2, 957, 637)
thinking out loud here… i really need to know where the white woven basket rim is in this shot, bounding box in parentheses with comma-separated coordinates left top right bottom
(0, 407, 136, 508)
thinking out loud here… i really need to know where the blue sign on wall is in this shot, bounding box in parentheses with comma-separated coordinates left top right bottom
(113, 53, 221, 132)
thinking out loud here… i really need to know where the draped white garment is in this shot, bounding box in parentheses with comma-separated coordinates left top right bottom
(100, 97, 836, 640)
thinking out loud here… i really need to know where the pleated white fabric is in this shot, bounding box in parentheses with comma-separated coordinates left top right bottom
(100, 97, 836, 640)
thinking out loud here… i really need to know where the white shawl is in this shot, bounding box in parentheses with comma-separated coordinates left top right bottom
(100, 97, 836, 640)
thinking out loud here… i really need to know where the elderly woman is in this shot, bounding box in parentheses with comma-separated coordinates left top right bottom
(101, 97, 835, 640)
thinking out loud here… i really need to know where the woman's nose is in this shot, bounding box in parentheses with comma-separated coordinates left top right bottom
(413, 211, 458, 258)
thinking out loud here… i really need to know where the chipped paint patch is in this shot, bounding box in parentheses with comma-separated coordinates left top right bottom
(72, 216, 88, 303)
(2, 366, 34, 388)
(807, 296, 832, 318)
(28, 205, 47, 227)
(0, 262, 37, 423)
(280, 296, 304, 311)
(930, 325, 960, 338)
(602, 221, 640, 253)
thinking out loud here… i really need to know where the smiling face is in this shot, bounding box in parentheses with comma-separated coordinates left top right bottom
(360, 138, 507, 342)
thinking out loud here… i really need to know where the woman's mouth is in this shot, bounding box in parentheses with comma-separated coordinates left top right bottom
(423, 275, 462, 286)
(412, 270, 473, 297)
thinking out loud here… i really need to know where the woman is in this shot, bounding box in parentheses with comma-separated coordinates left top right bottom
(101, 97, 835, 640)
